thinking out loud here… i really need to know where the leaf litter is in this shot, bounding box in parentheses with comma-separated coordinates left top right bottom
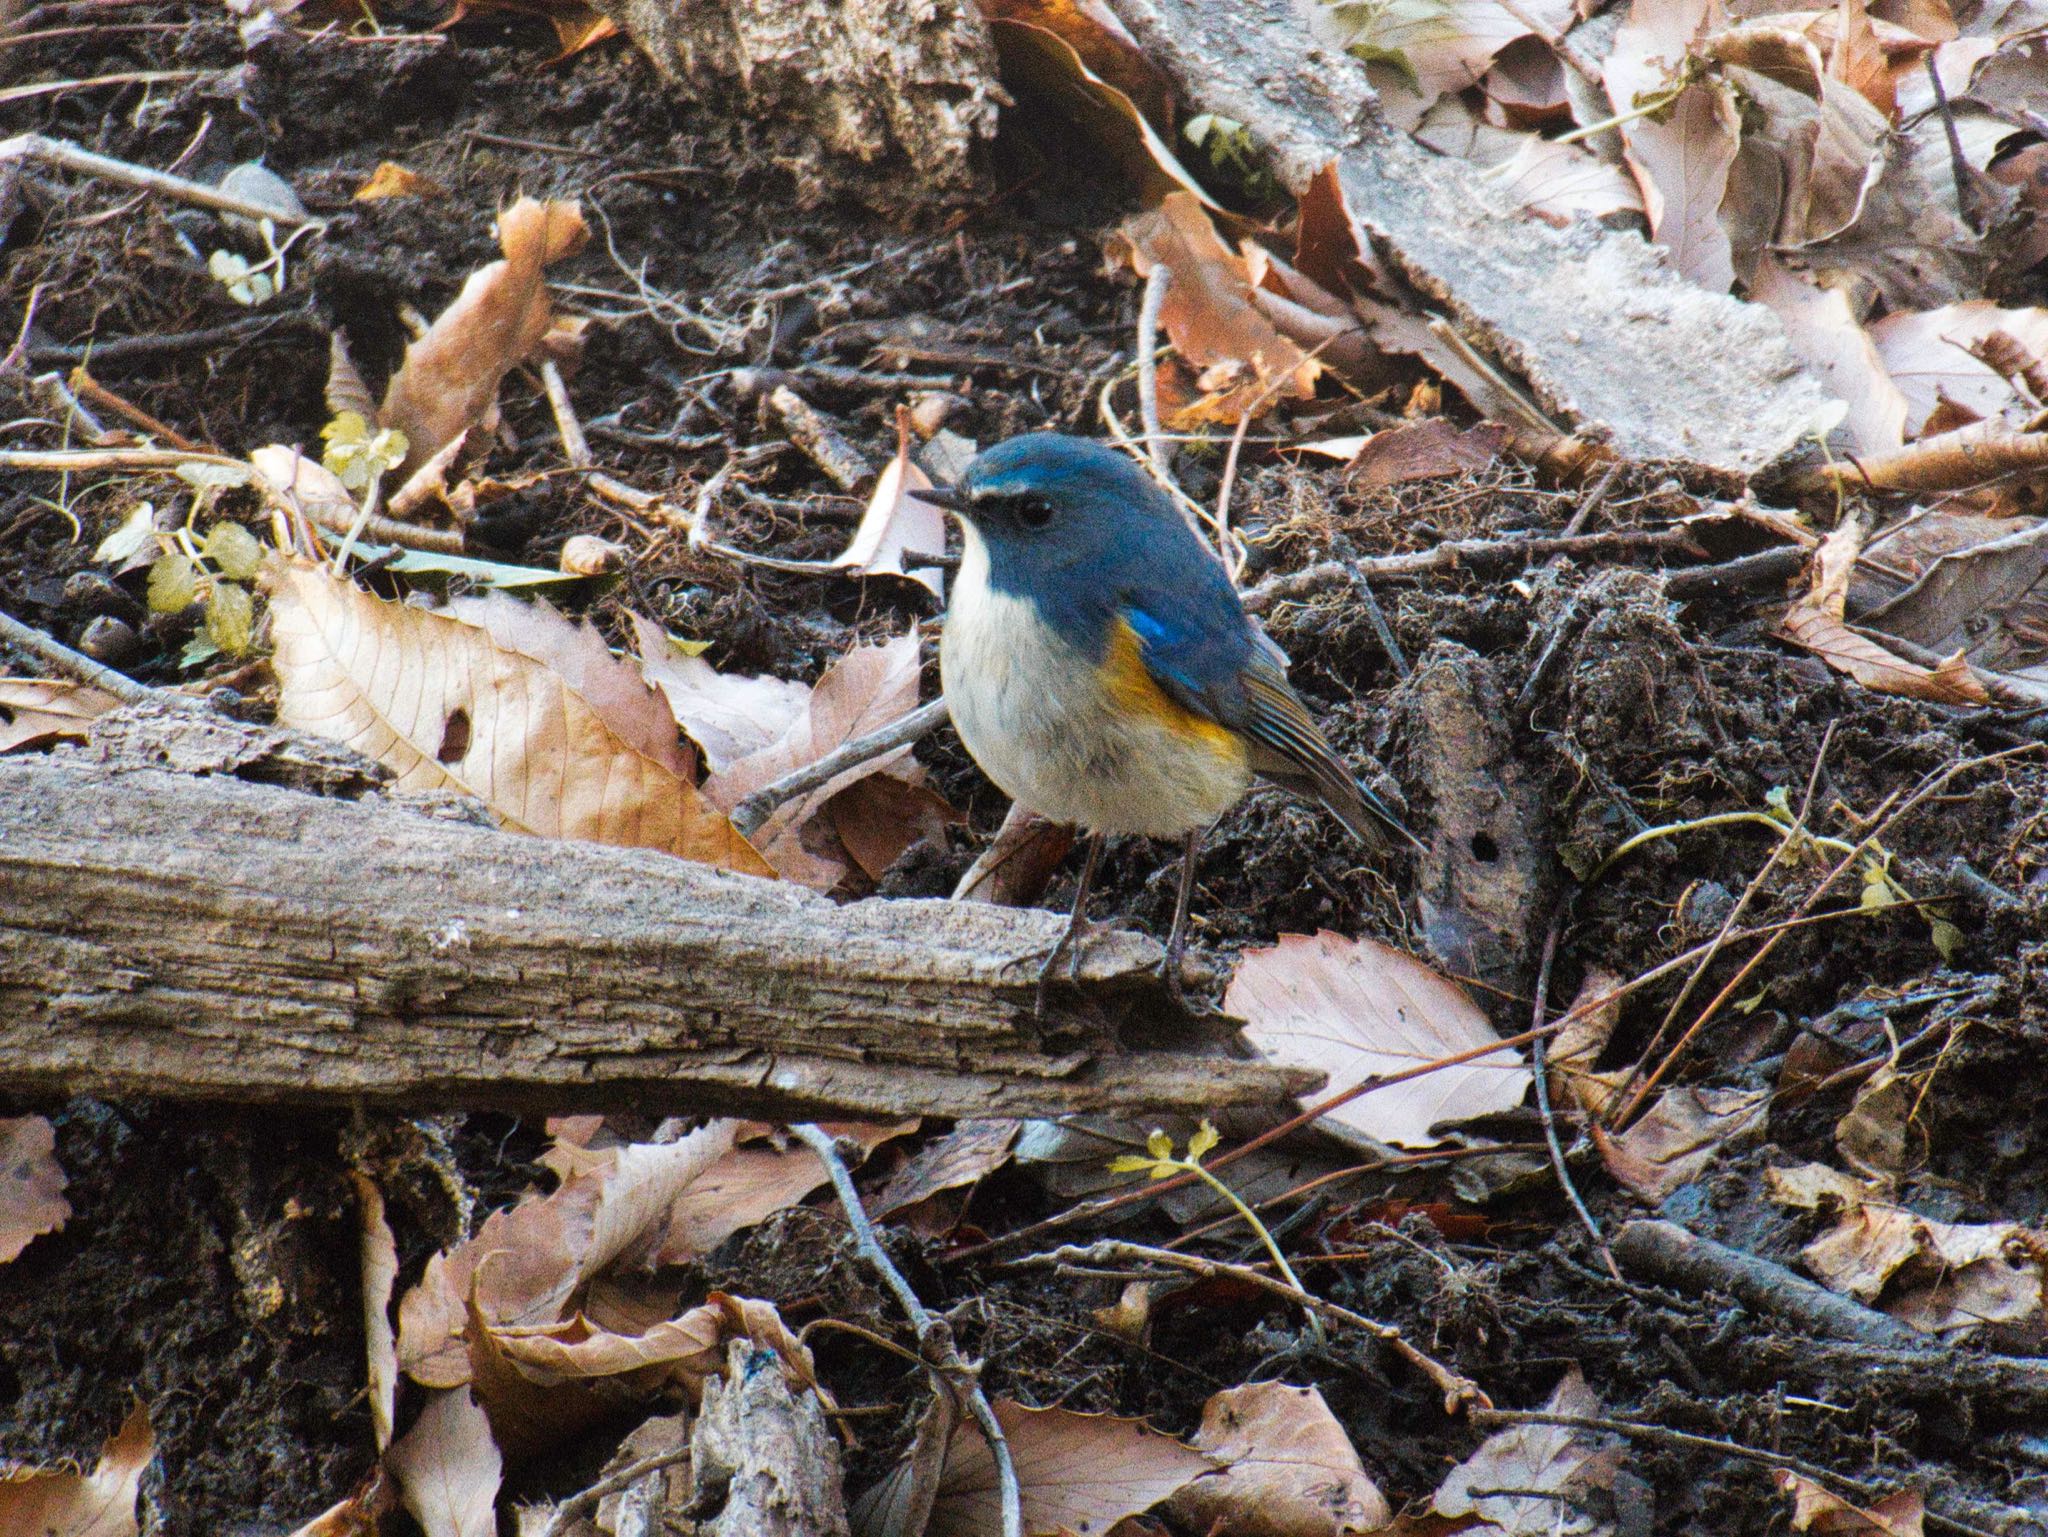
(8, 0, 2048, 1530)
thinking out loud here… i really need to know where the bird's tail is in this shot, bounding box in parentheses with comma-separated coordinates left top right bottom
(1240, 668, 1424, 856)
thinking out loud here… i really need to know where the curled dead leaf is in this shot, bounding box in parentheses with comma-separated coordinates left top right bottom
(0, 1401, 153, 1537)
(380, 197, 589, 477)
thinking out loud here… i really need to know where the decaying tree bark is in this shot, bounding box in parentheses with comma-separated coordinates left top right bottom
(1101, 0, 1839, 484)
(0, 711, 1312, 1121)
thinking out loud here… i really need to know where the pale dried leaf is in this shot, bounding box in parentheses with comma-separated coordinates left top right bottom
(0, 679, 121, 754)
(1167, 1381, 1391, 1537)
(387, 1388, 501, 1537)
(1748, 256, 1908, 453)
(836, 407, 947, 598)
(652, 1121, 917, 1264)
(1803, 1201, 2047, 1339)
(927, 1402, 1216, 1537)
(1868, 302, 2048, 434)
(380, 197, 589, 476)
(268, 561, 772, 873)
(1329, 0, 1575, 105)
(1346, 420, 1509, 489)
(1229, 931, 1532, 1148)
(1598, 1085, 1770, 1200)
(1435, 1367, 1617, 1533)
(0, 1402, 153, 1537)
(250, 445, 359, 535)
(629, 614, 810, 777)
(1778, 1472, 1925, 1535)
(703, 629, 926, 889)
(1484, 133, 1647, 225)
(1622, 79, 1743, 292)
(398, 1121, 738, 1387)
(1765, 1160, 1881, 1210)
(354, 1172, 401, 1453)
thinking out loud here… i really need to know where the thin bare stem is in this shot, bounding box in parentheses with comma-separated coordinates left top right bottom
(790, 1123, 1021, 1537)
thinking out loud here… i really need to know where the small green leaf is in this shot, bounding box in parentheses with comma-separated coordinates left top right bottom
(1187, 1120, 1220, 1162)
(1929, 917, 1962, 962)
(179, 631, 220, 668)
(1145, 1128, 1174, 1161)
(205, 581, 255, 657)
(147, 551, 199, 614)
(204, 522, 264, 581)
(1107, 1155, 1158, 1175)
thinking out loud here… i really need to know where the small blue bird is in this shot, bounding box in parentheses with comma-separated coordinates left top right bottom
(921, 433, 1417, 1009)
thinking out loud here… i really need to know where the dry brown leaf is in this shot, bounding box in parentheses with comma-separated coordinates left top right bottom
(1166, 1381, 1391, 1537)
(398, 1121, 738, 1387)
(1620, 79, 1744, 292)
(0, 1416, 151, 1533)
(380, 197, 589, 476)
(871, 1120, 1022, 1219)
(0, 678, 121, 754)
(1346, 420, 1509, 489)
(386, 1388, 501, 1537)
(353, 1172, 401, 1453)
(1781, 516, 1992, 704)
(836, 406, 947, 597)
(1596, 1085, 1770, 1200)
(982, 9, 1214, 209)
(487, 1291, 815, 1399)
(0, 1114, 70, 1264)
(0, 1401, 153, 1537)
(629, 614, 810, 777)
(353, 161, 447, 201)
(1748, 256, 1908, 453)
(1546, 970, 1629, 1119)
(1228, 931, 1532, 1148)
(702, 628, 930, 890)
(1112, 192, 1320, 422)
(1778, 1471, 1925, 1534)
(1808, 1204, 2047, 1340)
(268, 561, 773, 873)
(1868, 302, 2048, 434)
(1434, 1367, 1618, 1534)
(283, 1476, 397, 1537)
(926, 1401, 1216, 1537)
(651, 1121, 918, 1265)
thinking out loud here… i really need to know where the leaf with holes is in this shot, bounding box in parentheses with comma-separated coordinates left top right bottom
(266, 558, 771, 872)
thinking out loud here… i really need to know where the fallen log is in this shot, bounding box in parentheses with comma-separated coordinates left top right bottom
(0, 716, 1311, 1121)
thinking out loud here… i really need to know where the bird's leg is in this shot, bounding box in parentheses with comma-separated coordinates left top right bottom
(1036, 830, 1104, 1019)
(1162, 829, 1201, 1009)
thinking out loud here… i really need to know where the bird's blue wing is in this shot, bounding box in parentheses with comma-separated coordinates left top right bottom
(1118, 573, 1260, 734)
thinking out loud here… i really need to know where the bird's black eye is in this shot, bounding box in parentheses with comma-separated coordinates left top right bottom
(1012, 494, 1054, 529)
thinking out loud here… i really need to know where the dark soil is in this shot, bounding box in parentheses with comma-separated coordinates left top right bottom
(5, 7, 2048, 1534)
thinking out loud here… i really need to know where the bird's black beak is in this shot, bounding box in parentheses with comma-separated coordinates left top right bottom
(916, 484, 970, 512)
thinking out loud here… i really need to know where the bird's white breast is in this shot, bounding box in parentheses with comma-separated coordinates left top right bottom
(940, 524, 1250, 840)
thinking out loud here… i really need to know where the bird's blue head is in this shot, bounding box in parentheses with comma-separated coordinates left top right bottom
(923, 434, 1196, 629)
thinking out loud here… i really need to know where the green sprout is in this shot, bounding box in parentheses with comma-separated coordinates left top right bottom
(1110, 1121, 1318, 1320)
(320, 410, 410, 573)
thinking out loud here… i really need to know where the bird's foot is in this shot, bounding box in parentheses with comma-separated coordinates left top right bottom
(1032, 917, 1102, 1020)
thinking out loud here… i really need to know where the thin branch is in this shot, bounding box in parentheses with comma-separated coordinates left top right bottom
(0, 132, 327, 227)
(1135, 263, 1171, 479)
(1528, 908, 1618, 1280)
(0, 606, 195, 710)
(539, 1446, 694, 1537)
(729, 697, 952, 838)
(1026, 1239, 1488, 1415)
(789, 1123, 1021, 1537)
(537, 358, 592, 469)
